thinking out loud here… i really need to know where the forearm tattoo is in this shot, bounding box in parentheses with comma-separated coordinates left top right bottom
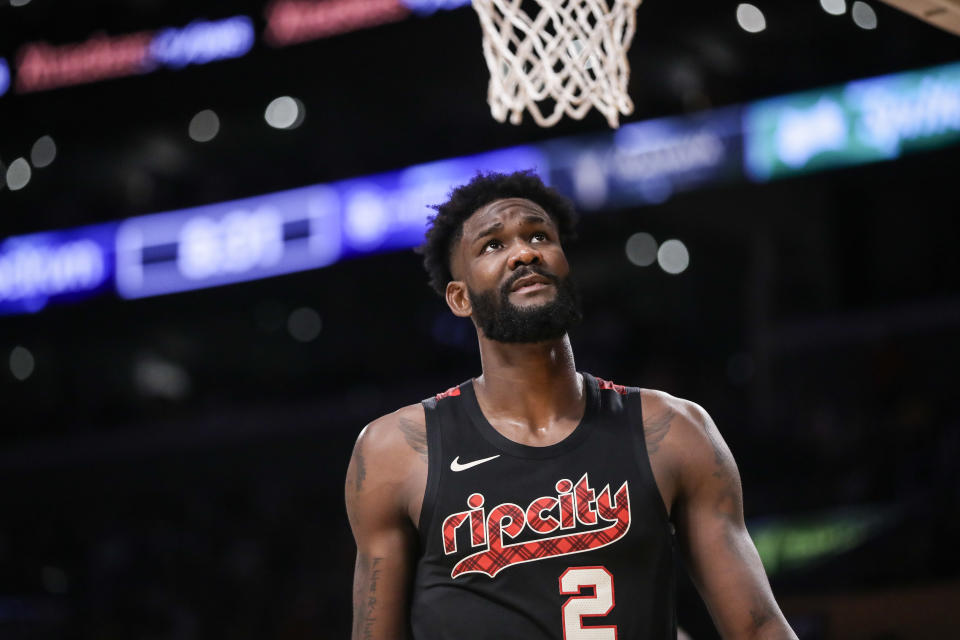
(353, 555, 383, 640)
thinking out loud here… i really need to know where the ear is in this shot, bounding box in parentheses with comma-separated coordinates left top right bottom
(445, 280, 472, 318)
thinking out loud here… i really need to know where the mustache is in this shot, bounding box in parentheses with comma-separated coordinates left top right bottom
(500, 265, 561, 295)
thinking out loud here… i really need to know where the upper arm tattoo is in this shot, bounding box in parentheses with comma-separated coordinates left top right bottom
(696, 412, 744, 519)
(699, 417, 727, 472)
(643, 408, 674, 454)
(345, 435, 366, 530)
(353, 441, 367, 491)
(398, 417, 427, 462)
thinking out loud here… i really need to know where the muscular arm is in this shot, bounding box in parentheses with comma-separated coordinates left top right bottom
(655, 395, 797, 640)
(345, 405, 427, 640)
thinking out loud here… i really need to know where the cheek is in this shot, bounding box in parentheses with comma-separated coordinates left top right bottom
(547, 249, 570, 275)
(472, 256, 505, 284)
(459, 268, 492, 300)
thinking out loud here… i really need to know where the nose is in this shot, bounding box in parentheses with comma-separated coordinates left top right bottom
(507, 240, 542, 270)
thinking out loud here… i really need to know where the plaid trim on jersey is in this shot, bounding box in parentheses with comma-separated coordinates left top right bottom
(595, 377, 627, 395)
(451, 482, 630, 578)
(442, 513, 469, 554)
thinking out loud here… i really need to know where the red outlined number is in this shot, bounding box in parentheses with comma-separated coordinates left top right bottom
(558, 566, 617, 640)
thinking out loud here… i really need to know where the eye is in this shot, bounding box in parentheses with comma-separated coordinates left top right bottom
(531, 231, 548, 242)
(482, 239, 503, 253)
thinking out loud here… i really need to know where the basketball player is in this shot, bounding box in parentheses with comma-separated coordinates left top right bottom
(345, 171, 797, 639)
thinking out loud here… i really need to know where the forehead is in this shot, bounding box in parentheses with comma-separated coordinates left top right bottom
(461, 197, 553, 235)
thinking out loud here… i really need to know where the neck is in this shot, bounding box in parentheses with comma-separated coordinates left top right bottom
(473, 333, 584, 432)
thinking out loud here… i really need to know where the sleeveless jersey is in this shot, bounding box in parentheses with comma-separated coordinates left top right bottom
(411, 372, 676, 640)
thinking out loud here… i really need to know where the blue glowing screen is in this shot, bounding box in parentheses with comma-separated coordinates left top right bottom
(0, 223, 117, 315)
(115, 146, 545, 299)
(2, 60, 959, 314)
(400, 0, 472, 15)
(150, 16, 255, 69)
(744, 61, 960, 180)
(0, 58, 10, 97)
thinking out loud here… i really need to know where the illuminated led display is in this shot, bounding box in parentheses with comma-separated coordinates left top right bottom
(150, 16, 255, 69)
(749, 506, 893, 575)
(115, 146, 544, 299)
(116, 186, 341, 299)
(16, 32, 154, 93)
(14, 16, 255, 93)
(399, 0, 471, 15)
(0, 223, 116, 315)
(264, 0, 411, 47)
(7, 1, 475, 94)
(0, 58, 10, 97)
(544, 106, 743, 209)
(745, 61, 960, 180)
(1, 60, 959, 314)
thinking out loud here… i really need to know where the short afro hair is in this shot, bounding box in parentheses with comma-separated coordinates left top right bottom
(417, 170, 579, 297)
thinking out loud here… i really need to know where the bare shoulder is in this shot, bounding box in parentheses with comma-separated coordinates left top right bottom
(357, 402, 427, 464)
(345, 403, 428, 529)
(638, 389, 711, 447)
(638, 389, 737, 485)
(349, 403, 427, 489)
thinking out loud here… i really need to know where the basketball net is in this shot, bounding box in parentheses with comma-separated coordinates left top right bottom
(472, 0, 643, 128)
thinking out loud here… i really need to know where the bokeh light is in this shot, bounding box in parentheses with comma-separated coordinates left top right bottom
(657, 239, 690, 275)
(188, 109, 220, 142)
(287, 307, 322, 342)
(264, 96, 305, 130)
(736, 3, 767, 33)
(6, 158, 32, 191)
(820, 0, 846, 15)
(625, 232, 658, 267)
(851, 1, 878, 29)
(9, 346, 36, 381)
(30, 135, 57, 168)
(134, 356, 191, 400)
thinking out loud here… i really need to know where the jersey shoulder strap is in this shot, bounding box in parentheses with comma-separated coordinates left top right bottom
(418, 380, 471, 548)
(618, 384, 672, 527)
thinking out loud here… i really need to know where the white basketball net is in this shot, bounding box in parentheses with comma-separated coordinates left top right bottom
(472, 0, 642, 128)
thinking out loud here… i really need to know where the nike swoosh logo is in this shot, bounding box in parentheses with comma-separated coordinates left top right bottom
(450, 454, 501, 472)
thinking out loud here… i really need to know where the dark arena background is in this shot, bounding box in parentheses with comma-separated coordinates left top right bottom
(2, 0, 960, 638)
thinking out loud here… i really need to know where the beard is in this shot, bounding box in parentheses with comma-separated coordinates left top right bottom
(468, 266, 583, 343)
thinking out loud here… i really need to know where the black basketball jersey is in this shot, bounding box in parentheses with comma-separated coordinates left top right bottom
(411, 372, 676, 640)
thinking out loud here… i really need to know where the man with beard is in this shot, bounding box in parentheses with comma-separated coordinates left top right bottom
(345, 171, 796, 640)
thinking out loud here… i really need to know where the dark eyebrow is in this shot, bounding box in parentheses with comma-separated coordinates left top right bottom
(472, 215, 551, 243)
(473, 221, 503, 242)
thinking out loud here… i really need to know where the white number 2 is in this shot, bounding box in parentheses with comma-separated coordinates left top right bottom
(558, 566, 617, 640)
